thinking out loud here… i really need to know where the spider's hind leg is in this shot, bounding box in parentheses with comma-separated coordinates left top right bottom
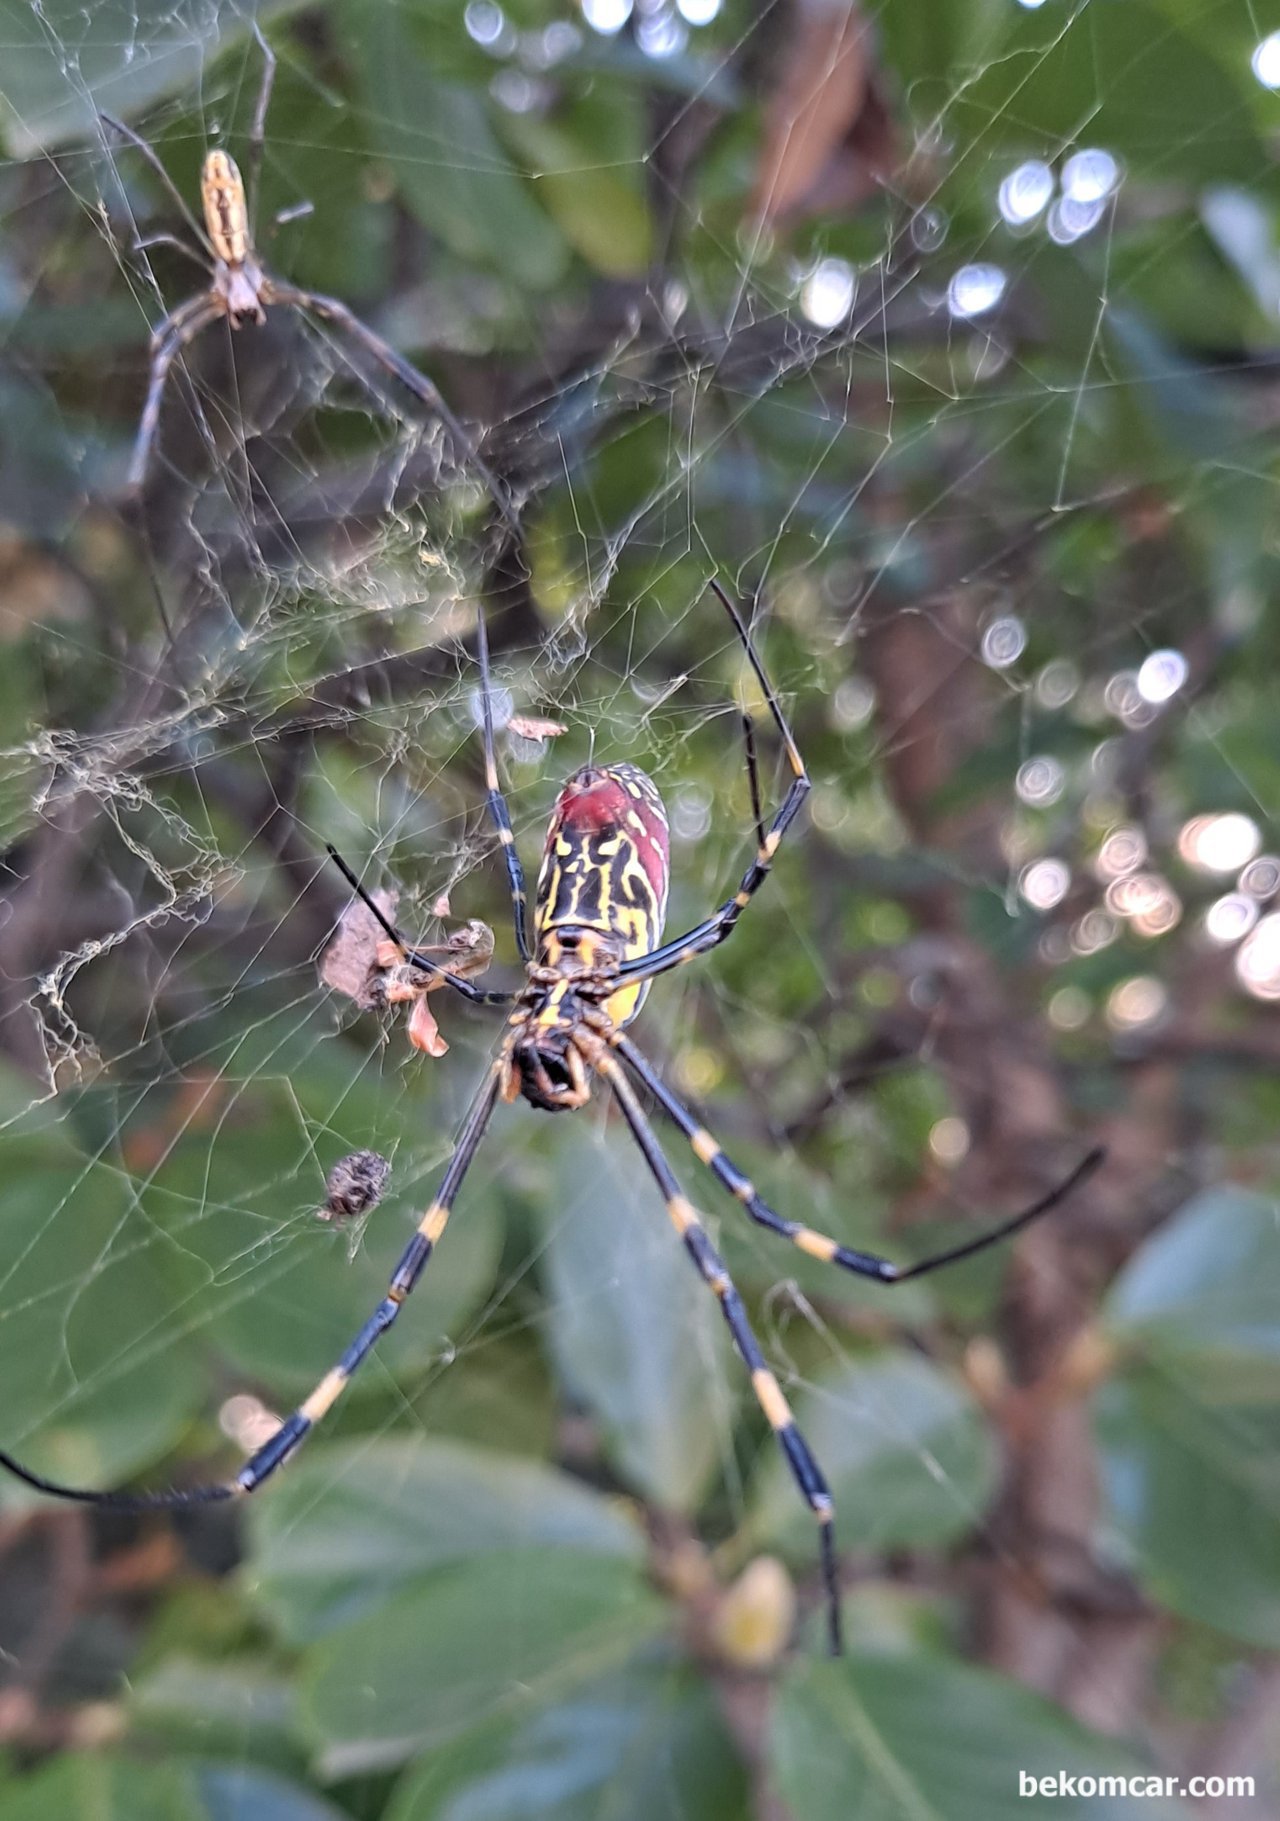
(613, 1031, 1104, 1285)
(600, 1050, 844, 1656)
(266, 282, 519, 536)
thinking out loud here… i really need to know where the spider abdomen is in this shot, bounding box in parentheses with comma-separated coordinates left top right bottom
(202, 150, 252, 269)
(535, 762, 669, 1029)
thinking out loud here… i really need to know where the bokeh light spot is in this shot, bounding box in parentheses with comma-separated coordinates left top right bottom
(948, 263, 1008, 318)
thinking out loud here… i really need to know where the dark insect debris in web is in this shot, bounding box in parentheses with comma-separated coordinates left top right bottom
(318, 1150, 392, 1224)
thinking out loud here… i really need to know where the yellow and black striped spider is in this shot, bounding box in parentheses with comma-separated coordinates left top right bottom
(103, 28, 514, 527)
(0, 582, 1101, 1654)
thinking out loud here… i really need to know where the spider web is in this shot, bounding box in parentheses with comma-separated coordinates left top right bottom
(0, 0, 1276, 1810)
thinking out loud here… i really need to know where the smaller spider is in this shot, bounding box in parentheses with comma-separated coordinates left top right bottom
(103, 29, 515, 529)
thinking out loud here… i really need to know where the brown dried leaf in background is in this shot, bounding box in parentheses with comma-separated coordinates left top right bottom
(749, 0, 897, 229)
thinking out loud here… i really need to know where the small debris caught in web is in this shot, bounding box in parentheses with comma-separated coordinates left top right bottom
(319, 886, 400, 1009)
(378, 919, 495, 1057)
(318, 1150, 392, 1224)
(507, 714, 567, 743)
(320, 880, 494, 1057)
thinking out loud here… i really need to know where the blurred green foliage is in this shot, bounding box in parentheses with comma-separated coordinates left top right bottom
(0, 0, 1275, 1815)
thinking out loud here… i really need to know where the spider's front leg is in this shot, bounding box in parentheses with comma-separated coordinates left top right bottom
(612, 579, 811, 993)
(128, 296, 223, 491)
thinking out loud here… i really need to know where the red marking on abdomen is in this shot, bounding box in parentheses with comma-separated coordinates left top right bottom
(541, 764, 671, 938)
(553, 772, 632, 835)
(627, 797, 669, 900)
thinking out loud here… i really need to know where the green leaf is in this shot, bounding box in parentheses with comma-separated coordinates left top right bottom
(299, 1549, 669, 1777)
(955, 0, 1265, 184)
(771, 1655, 1194, 1821)
(748, 1353, 997, 1560)
(1104, 1185, 1280, 1401)
(537, 1117, 731, 1512)
(0, 1757, 199, 1821)
(0, 1755, 348, 1821)
(407, 1326, 557, 1460)
(130, 1657, 302, 1771)
(0, 1153, 203, 1490)
(1096, 1369, 1280, 1647)
(1105, 308, 1246, 469)
(880, 0, 1010, 93)
(197, 1766, 352, 1821)
(251, 1436, 644, 1643)
(385, 1666, 747, 1821)
(0, 0, 301, 155)
(342, 4, 567, 287)
(500, 111, 653, 279)
(1201, 187, 1280, 323)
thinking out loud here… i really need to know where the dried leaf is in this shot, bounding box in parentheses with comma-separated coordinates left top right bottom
(398, 920, 495, 1056)
(323, 878, 494, 1061)
(407, 994, 449, 1058)
(320, 887, 401, 1008)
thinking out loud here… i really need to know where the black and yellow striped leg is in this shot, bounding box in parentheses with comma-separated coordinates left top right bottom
(614, 1033, 1104, 1284)
(612, 579, 810, 991)
(325, 845, 516, 1007)
(238, 1063, 502, 1490)
(739, 711, 766, 851)
(603, 1055, 843, 1656)
(474, 605, 531, 961)
(0, 1065, 503, 1513)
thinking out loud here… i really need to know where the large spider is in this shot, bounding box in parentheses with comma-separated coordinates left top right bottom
(103, 29, 514, 528)
(0, 582, 1102, 1654)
